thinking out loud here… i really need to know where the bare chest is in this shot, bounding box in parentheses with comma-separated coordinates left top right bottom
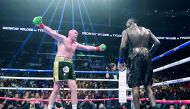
(59, 41, 77, 53)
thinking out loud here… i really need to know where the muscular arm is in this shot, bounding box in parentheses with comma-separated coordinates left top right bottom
(119, 30, 128, 58)
(42, 26, 66, 41)
(76, 43, 97, 51)
(149, 30, 160, 55)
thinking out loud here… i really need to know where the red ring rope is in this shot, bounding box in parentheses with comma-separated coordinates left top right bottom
(0, 97, 190, 104)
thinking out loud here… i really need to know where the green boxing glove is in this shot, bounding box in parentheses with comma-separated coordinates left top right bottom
(96, 44, 106, 51)
(32, 16, 45, 29)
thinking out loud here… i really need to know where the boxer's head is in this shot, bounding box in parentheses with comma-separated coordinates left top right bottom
(68, 29, 78, 41)
(126, 18, 137, 28)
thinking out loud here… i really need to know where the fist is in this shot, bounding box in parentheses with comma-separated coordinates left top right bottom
(33, 16, 43, 26)
(99, 44, 106, 51)
(117, 63, 126, 71)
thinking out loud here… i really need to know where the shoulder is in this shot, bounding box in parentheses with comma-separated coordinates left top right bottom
(75, 42, 81, 48)
(140, 26, 151, 32)
(59, 37, 67, 43)
(122, 29, 128, 34)
(139, 26, 148, 30)
(147, 29, 153, 34)
(140, 27, 152, 33)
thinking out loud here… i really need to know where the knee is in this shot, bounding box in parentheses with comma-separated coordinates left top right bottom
(133, 90, 139, 96)
(145, 86, 153, 93)
(52, 87, 60, 95)
(132, 88, 139, 94)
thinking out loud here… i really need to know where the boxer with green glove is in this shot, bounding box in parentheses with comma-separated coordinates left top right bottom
(32, 16, 107, 109)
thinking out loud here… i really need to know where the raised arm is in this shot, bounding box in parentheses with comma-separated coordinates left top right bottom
(42, 26, 66, 41)
(148, 30, 160, 55)
(76, 43, 106, 51)
(33, 16, 66, 41)
(119, 30, 128, 59)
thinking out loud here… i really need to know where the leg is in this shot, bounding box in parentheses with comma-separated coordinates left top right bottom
(145, 85, 156, 108)
(106, 91, 112, 109)
(132, 86, 140, 109)
(67, 80, 78, 109)
(143, 54, 156, 109)
(131, 93, 135, 109)
(48, 81, 63, 109)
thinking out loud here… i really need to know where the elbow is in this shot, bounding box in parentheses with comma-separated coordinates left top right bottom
(158, 40, 160, 45)
(155, 40, 160, 46)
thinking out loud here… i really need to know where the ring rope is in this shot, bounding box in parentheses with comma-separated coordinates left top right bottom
(0, 77, 189, 90)
(1, 57, 190, 74)
(0, 97, 190, 104)
(152, 40, 190, 61)
(153, 77, 190, 86)
(0, 68, 117, 74)
(0, 87, 121, 91)
(1, 41, 189, 73)
(153, 57, 190, 73)
(0, 76, 118, 81)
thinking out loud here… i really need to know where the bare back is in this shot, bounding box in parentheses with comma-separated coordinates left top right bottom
(119, 26, 160, 58)
(126, 27, 151, 49)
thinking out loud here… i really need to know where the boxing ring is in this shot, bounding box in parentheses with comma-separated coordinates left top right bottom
(0, 41, 190, 107)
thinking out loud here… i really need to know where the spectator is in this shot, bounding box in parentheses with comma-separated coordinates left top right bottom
(105, 63, 118, 109)
(79, 95, 95, 109)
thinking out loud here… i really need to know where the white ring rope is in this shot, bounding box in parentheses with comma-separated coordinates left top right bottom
(153, 57, 190, 73)
(1, 57, 189, 75)
(0, 76, 52, 80)
(0, 76, 118, 81)
(153, 77, 190, 87)
(0, 57, 190, 92)
(1, 57, 189, 81)
(0, 87, 122, 91)
(0, 77, 190, 91)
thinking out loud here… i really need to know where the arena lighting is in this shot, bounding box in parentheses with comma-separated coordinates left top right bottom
(9, 0, 55, 67)
(81, 0, 94, 31)
(43, 0, 61, 69)
(58, 0, 67, 32)
(49, 0, 68, 69)
(77, 0, 92, 64)
(33, 0, 60, 65)
(72, 0, 75, 29)
(81, 0, 99, 44)
(77, 0, 86, 33)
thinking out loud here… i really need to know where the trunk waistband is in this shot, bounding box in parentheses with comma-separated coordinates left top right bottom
(55, 56, 72, 63)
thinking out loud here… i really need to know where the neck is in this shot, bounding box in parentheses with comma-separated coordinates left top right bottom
(68, 37, 75, 43)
